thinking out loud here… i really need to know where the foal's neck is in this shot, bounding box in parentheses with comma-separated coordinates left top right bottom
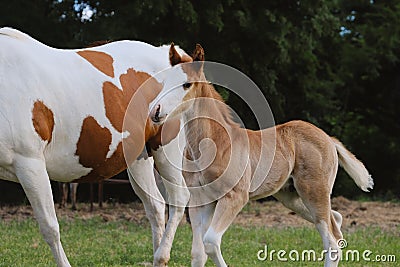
(184, 83, 239, 148)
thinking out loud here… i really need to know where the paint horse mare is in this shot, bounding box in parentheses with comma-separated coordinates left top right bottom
(0, 28, 191, 267)
(151, 46, 374, 267)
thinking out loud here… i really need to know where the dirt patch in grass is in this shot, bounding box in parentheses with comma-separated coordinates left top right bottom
(235, 196, 400, 232)
(0, 197, 399, 232)
(0, 202, 148, 224)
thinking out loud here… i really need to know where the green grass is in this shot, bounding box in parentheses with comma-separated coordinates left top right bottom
(0, 217, 398, 267)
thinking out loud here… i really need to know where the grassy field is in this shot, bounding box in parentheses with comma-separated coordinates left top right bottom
(0, 216, 398, 267)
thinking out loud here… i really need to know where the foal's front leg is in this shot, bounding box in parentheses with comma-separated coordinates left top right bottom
(189, 203, 216, 267)
(202, 182, 249, 267)
(14, 155, 70, 267)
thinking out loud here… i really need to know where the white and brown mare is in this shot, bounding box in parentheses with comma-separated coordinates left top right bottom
(0, 28, 192, 266)
(151, 46, 374, 267)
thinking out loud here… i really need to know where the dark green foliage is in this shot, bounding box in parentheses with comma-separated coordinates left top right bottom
(0, 0, 398, 198)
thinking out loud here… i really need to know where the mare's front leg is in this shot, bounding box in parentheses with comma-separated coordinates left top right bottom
(14, 154, 71, 267)
(128, 156, 166, 256)
(152, 136, 190, 266)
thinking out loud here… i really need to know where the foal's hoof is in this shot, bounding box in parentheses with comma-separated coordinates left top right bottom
(153, 260, 168, 267)
(153, 251, 170, 267)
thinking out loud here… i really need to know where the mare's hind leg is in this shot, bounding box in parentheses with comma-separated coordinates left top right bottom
(58, 183, 68, 208)
(293, 176, 343, 267)
(14, 155, 70, 267)
(70, 183, 78, 210)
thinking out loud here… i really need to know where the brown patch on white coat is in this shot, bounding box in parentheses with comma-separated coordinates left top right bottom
(179, 47, 373, 267)
(77, 50, 115, 78)
(103, 69, 160, 132)
(74, 67, 164, 182)
(32, 100, 55, 143)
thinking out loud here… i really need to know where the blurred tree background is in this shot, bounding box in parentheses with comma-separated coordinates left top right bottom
(0, 0, 399, 199)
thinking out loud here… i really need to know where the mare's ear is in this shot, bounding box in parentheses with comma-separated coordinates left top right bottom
(169, 43, 181, 66)
(169, 43, 193, 66)
(191, 44, 205, 73)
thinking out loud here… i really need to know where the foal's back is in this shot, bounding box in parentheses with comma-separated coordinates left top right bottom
(248, 120, 337, 198)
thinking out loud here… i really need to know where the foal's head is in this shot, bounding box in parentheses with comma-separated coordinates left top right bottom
(150, 44, 206, 123)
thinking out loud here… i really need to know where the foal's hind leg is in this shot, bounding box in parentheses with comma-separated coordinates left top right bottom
(274, 189, 343, 239)
(14, 155, 70, 267)
(293, 177, 342, 267)
(273, 189, 314, 223)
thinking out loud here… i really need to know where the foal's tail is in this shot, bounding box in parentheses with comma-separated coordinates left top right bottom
(332, 137, 374, 192)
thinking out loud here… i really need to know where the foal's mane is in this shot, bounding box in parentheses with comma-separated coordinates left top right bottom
(195, 81, 240, 128)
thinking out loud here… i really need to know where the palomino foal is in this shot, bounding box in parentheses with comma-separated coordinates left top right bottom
(0, 28, 191, 267)
(151, 46, 373, 267)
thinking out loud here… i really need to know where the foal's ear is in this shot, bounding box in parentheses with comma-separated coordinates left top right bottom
(169, 43, 181, 66)
(191, 44, 205, 73)
(192, 44, 205, 62)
